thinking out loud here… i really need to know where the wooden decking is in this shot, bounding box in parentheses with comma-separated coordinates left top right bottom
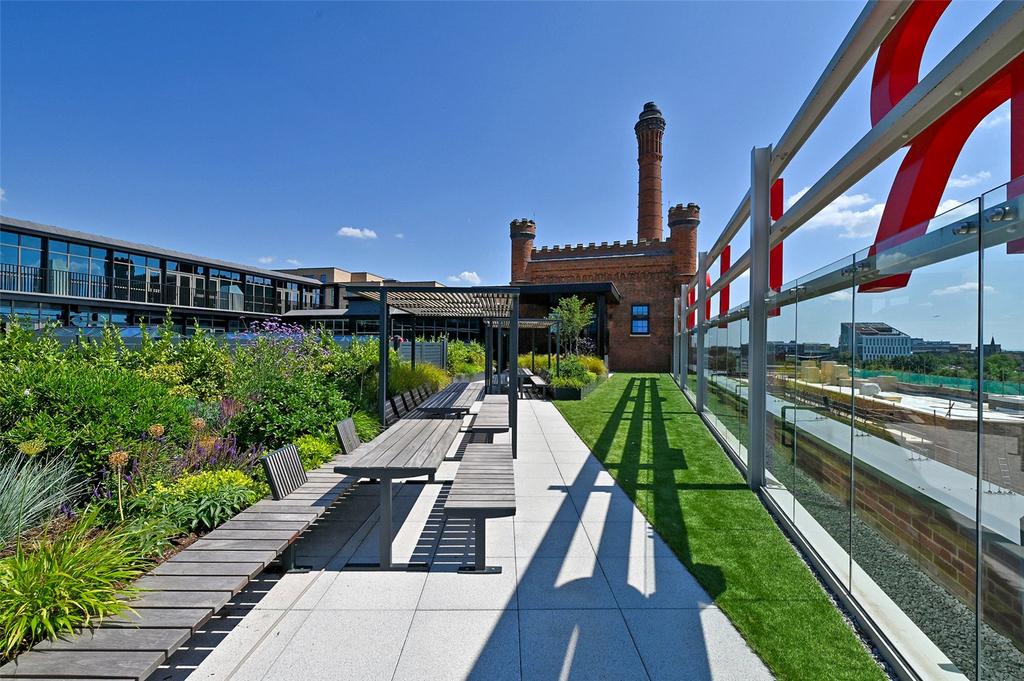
(0, 466, 356, 681)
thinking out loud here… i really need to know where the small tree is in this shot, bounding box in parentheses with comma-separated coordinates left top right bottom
(548, 295, 594, 355)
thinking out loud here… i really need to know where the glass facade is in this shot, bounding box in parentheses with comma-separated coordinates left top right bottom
(0, 224, 324, 322)
(675, 184, 1024, 680)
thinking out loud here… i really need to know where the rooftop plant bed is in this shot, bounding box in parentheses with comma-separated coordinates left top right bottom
(0, 313, 451, 663)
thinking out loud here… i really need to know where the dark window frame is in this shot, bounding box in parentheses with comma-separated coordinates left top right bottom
(631, 304, 650, 336)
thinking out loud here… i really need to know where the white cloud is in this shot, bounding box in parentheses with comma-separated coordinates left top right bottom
(947, 171, 991, 189)
(285, 258, 302, 266)
(979, 103, 1010, 129)
(936, 198, 966, 213)
(447, 271, 482, 285)
(0, 187, 6, 202)
(337, 226, 377, 240)
(787, 187, 884, 239)
(828, 290, 853, 302)
(394, 232, 405, 239)
(257, 256, 275, 264)
(931, 281, 994, 296)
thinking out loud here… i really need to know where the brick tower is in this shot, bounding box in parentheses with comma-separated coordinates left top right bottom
(668, 203, 700, 284)
(509, 218, 536, 284)
(635, 102, 666, 242)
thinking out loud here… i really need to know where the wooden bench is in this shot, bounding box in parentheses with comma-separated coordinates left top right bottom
(444, 443, 516, 574)
(416, 381, 481, 416)
(0, 445, 354, 681)
(468, 393, 510, 435)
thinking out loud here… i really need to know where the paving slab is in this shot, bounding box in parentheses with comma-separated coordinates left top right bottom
(259, 610, 414, 681)
(515, 554, 617, 610)
(518, 609, 648, 681)
(622, 607, 773, 680)
(393, 610, 520, 681)
(313, 570, 427, 611)
(417, 557, 518, 610)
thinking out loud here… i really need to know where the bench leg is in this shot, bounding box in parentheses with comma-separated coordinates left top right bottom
(278, 543, 312, 574)
(458, 516, 501, 574)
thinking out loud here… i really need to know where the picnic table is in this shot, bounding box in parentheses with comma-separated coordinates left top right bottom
(416, 381, 482, 415)
(334, 417, 465, 569)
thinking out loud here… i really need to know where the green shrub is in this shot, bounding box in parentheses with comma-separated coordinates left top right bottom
(550, 372, 597, 390)
(448, 340, 485, 376)
(295, 434, 337, 471)
(0, 359, 193, 478)
(0, 513, 150, 661)
(579, 355, 607, 376)
(550, 355, 598, 390)
(129, 469, 261, 533)
(351, 411, 381, 442)
(389, 361, 450, 395)
(0, 455, 83, 548)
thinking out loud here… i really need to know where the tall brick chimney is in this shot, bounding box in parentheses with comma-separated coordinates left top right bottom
(668, 202, 700, 284)
(635, 102, 666, 242)
(509, 218, 536, 284)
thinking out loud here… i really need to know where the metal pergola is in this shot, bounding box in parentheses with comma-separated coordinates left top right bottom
(347, 285, 521, 457)
(482, 318, 560, 385)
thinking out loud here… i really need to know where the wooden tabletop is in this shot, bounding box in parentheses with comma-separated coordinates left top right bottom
(333, 417, 464, 479)
(417, 382, 482, 414)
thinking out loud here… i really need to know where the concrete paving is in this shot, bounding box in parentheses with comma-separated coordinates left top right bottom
(158, 400, 771, 681)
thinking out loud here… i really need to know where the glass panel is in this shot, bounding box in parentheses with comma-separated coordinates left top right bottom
(48, 240, 68, 253)
(1, 244, 16, 266)
(979, 182, 1024, 678)
(850, 200, 981, 678)
(69, 242, 89, 257)
(0, 230, 17, 246)
(20, 248, 41, 269)
(765, 280, 799, 516)
(787, 256, 856, 582)
(19, 235, 41, 249)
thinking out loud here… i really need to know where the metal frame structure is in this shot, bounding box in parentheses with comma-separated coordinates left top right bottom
(670, 3, 1024, 679)
(348, 285, 522, 457)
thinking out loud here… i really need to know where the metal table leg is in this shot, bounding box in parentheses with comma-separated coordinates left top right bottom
(379, 476, 393, 569)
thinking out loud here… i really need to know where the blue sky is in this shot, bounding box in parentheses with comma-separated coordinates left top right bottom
(0, 1, 1014, 343)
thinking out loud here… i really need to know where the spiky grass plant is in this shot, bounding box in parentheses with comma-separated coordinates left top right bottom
(0, 510, 148, 660)
(0, 454, 83, 548)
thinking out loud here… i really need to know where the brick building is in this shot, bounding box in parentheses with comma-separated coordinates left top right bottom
(509, 102, 700, 371)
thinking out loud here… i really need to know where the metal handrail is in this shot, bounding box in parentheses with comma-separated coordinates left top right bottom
(686, 0, 1024, 311)
(0, 264, 298, 315)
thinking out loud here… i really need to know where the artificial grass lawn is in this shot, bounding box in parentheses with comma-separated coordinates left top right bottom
(554, 373, 885, 681)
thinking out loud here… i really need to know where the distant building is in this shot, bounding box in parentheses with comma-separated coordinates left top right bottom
(839, 322, 912, 362)
(766, 340, 833, 362)
(911, 337, 973, 354)
(0, 217, 473, 339)
(983, 336, 1002, 355)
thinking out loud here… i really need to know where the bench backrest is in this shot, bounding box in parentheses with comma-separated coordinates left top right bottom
(261, 445, 307, 500)
(335, 418, 361, 456)
(417, 386, 429, 401)
(384, 400, 399, 426)
(401, 391, 416, 409)
(392, 396, 408, 418)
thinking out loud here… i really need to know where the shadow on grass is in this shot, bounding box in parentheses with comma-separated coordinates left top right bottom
(591, 376, 726, 600)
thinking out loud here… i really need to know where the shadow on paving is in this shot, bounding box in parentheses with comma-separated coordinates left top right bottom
(152, 481, 384, 680)
(461, 376, 719, 680)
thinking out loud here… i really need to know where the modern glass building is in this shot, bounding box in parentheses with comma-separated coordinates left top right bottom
(0, 216, 325, 332)
(0, 215, 486, 342)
